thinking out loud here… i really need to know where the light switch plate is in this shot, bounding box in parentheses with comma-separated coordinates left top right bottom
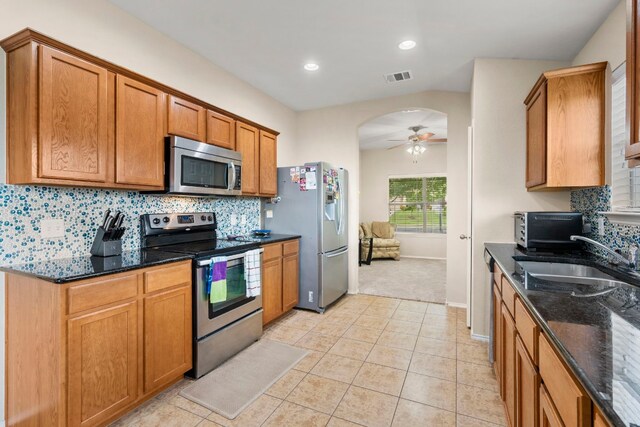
(266, 210, 273, 218)
(230, 214, 237, 226)
(240, 215, 247, 225)
(41, 219, 65, 239)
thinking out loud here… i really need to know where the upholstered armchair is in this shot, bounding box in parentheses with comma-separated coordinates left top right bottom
(359, 221, 401, 261)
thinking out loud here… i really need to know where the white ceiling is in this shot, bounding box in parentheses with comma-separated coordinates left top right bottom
(109, 0, 618, 111)
(359, 109, 447, 151)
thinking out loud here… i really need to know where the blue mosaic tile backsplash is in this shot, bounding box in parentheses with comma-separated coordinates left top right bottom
(0, 184, 261, 264)
(571, 185, 640, 252)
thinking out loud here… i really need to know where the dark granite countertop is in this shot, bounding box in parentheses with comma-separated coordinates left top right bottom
(485, 243, 640, 427)
(227, 233, 301, 244)
(0, 250, 194, 284)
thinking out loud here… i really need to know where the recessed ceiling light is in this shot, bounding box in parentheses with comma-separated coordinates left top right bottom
(398, 40, 416, 50)
(304, 63, 319, 71)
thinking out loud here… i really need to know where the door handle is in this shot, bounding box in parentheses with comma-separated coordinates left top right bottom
(228, 162, 236, 191)
(326, 248, 349, 258)
(460, 234, 471, 240)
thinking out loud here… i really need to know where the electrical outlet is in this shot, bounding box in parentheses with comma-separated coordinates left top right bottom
(598, 217, 605, 237)
(266, 210, 273, 219)
(230, 214, 237, 226)
(41, 219, 65, 239)
(308, 291, 314, 302)
(240, 215, 247, 225)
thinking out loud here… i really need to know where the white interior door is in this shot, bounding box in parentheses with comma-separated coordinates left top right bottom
(465, 124, 474, 327)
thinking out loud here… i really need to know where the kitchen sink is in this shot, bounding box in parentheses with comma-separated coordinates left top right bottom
(515, 261, 631, 297)
(516, 261, 628, 287)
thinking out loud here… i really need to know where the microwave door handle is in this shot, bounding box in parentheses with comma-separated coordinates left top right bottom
(228, 161, 236, 191)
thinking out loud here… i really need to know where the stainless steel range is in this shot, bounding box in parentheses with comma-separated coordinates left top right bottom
(141, 212, 263, 378)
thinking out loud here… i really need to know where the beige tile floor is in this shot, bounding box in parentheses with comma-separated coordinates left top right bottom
(111, 294, 506, 427)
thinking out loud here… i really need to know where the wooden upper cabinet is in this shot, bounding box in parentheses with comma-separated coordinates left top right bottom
(39, 45, 109, 183)
(68, 301, 138, 426)
(206, 110, 236, 149)
(628, 0, 640, 159)
(236, 121, 259, 194)
(526, 82, 547, 188)
(259, 130, 278, 196)
(167, 95, 206, 141)
(115, 75, 165, 188)
(524, 62, 607, 190)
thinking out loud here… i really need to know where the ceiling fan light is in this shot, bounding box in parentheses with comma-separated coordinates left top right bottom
(398, 40, 417, 50)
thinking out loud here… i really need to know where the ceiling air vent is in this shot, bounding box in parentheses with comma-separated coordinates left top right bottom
(384, 70, 413, 83)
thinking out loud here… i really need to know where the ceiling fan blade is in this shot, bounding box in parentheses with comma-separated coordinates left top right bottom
(386, 142, 409, 150)
(426, 138, 447, 143)
(417, 132, 435, 141)
(386, 139, 408, 142)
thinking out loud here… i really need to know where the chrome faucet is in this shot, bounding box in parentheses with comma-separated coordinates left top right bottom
(570, 235, 637, 270)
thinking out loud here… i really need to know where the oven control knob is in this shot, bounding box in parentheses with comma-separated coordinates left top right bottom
(152, 218, 161, 225)
(162, 216, 170, 223)
(201, 215, 207, 221)
(208, 215, 213, 222)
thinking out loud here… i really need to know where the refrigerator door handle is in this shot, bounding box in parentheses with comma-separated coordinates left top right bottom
(325, 247, 349, 258)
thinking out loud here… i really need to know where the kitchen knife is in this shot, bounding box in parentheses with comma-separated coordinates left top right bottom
(101, 209, 111, 229)
(113, 211, 124, 228)
(103, 215, 115, 232)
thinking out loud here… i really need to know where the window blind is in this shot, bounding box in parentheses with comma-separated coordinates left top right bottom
(388, 176, 447, 233)
(611, 64, 640, 209)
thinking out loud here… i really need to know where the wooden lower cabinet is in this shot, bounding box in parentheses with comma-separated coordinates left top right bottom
(493, 284, 503, 399)
(515, 335, 539, 427)
(143, 286, 192, 393)
(5, 260, 192, 427)
(540, 384, 564, 427)
(262, 239, 300, 325)
(502, 303, 517, 427)
(68, 301, 138, 426)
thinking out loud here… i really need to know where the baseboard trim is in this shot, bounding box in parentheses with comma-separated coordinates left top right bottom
(399, 255, 446, 260)
(471, 333, 489, 342)
(446, 302, 467, 309)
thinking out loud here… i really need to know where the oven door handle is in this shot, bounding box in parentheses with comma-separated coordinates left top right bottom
(197, 248, 264, 266)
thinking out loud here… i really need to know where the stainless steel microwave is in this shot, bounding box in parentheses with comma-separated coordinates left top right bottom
(162, 136, 242, 196)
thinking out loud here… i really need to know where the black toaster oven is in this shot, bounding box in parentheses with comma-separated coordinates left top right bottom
(514, 212, 583, 250)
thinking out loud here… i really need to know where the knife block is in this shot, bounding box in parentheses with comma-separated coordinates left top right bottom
(90, 226, 126, 257)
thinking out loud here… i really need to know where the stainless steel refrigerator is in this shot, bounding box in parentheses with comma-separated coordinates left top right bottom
(265, 162, 348, 312)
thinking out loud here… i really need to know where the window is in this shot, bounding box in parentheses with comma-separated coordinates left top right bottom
(388, 176, 447, 233)
(611, 63, 640, 210)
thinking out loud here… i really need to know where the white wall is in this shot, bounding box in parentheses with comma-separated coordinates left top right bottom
(0, 0, 299, 423)
(360, 146, 447, 259)
(295, 91, 470, 304)
(471, 59, 572, 337)
(572, 0, 626, 69)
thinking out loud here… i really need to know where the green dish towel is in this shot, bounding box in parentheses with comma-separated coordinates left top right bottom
(210, 278, 227, 304)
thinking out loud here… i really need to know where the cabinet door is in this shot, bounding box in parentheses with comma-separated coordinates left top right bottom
(236, 122, 259, 194)
(628, 0, 640, 159)
(525, 82, 547, 188)
(259, 130, 277, 196)
(540, 385, 563, 427)
(282, 253, 299, 312)
(493, 285, 503, 399)
(206, 110, 235, 149)
(144, 286, 192, 393)
(262, 257, 283, 325)
(115, 75, 165, 187)
(167, 95, 206, 141)
(68, 301, 138, 426)
(39, 46, 109, 182)
(501, 303, 517, 427)
(515, 335, 539, 427)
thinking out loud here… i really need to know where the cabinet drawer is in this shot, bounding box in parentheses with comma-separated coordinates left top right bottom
(68, 274, 138, 314)
(515, 297, 539, 364)
(283, 239, 299, 256)
(144, 262, 191, 294)
(494, 265, 503, 293)
(539, 334, 591, 427)
(263, 243, 283, 262)
(501, 276, 516, 317)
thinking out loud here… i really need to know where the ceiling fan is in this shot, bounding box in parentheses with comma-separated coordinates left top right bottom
(386, 125, 447, 162)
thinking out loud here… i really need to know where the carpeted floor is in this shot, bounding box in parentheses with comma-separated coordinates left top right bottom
(358, 257, 446, 303)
